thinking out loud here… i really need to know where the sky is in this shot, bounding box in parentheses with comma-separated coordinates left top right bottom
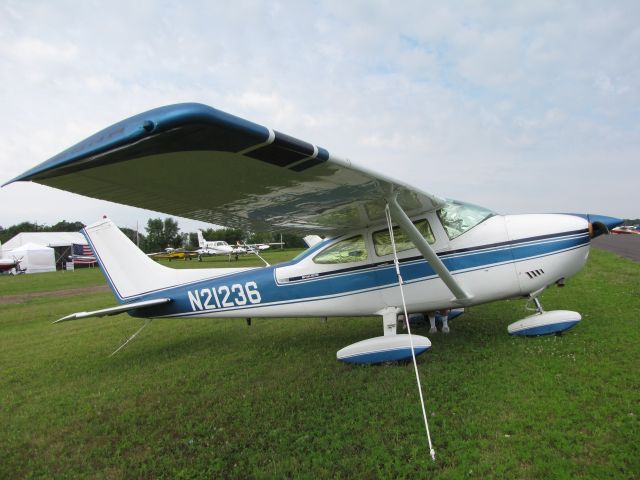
(0, 0, 638, 235)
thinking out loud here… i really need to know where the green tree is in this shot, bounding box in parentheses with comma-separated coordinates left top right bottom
(49, 220, 85, 232)
(143, 217, 182, 252)
(188, 232, 199, 249)
(248, 231, 275, 244)
(280, 232, 307, 248)
(164, 218, 182, 249)
(120, 227, 146, 248)
(0, 220, 89, 244)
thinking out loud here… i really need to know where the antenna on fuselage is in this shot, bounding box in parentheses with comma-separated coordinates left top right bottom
(385, 202, 437, 461)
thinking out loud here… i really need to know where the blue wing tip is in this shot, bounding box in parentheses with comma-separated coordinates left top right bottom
(3, 102, 271, 186)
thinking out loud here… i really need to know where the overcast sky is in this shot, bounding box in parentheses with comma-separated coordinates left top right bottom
(0, 0, 638, 234)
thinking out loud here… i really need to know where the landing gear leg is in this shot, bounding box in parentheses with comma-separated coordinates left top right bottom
(508, 287, 581, 336)
(428, 313, 437, 333)
(532, 297, 544, 314)
(378, 307, 400, 336)
(441, 309, 450, 333)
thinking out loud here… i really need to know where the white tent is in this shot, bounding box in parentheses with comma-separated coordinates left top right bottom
(9, 242, 56, 274)
(2, 232, 87, 250)
(2, 231, 93, 270)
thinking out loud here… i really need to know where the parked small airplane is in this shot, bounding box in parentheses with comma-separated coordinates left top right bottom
(3, 102, 623, 459)
(196, 231, 234, 256)
(3, 102, 622, 348)
(148, 248, 198, 261)
(198, 231, 283, 262)
(611, 225, 640, 235)
(235, 240, 284, 255)
(0, 257, 23, 274)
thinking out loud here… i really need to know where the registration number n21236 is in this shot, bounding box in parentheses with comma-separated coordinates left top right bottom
(187, 281, 261, 311)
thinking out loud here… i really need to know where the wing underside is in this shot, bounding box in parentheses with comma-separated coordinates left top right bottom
(6, 103, 444, 234)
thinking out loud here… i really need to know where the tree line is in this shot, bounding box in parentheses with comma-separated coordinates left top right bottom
(1, 218, 308, 253)
(0, 220, 85, 245)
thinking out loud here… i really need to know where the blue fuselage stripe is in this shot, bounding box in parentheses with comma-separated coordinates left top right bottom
(136, 231, 589, 318)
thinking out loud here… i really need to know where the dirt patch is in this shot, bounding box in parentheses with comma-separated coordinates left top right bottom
(0, 285, 110, 305)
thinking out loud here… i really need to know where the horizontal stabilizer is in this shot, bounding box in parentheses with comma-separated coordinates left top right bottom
(54, 298, 172, 323)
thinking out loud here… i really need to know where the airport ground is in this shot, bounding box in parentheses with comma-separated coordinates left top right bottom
(1, 247, 638, 478)
(592, 234, 640, 262)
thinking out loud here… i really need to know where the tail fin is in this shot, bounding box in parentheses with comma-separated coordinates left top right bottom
(84, 218, 251, 303)
(303, 235, 323, 247)
(197, 231, 206, 248)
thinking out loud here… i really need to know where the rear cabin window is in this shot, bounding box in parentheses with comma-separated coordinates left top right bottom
(313, 235, 368, 264)
(437, 200, 495, 240)
(372, 219, 435, 256)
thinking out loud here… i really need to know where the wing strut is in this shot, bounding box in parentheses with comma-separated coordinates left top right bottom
(386, 195, 473, 305)
(384, 204, 436, 461)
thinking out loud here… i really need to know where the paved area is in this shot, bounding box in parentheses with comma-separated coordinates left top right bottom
(592, 234, 640, 263)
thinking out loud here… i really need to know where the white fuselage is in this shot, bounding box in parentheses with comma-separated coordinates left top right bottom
(131, 212, 590, 320)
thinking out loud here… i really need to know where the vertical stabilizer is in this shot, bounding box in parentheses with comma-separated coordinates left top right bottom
(84, 218, 252, 303)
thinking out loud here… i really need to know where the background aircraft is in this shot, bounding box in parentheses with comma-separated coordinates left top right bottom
(198, 231, 283, 255)
(611, 225, 640, 235)
(0, 257, 24, 274)
(196, 232, 234, 256)
(147, 248, 198, 261)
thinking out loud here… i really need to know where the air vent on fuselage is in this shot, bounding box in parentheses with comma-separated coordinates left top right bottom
(525, 269, 545, 279)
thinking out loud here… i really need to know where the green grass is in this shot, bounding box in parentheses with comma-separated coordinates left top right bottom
(0, 248, 638, 478)
(0, 249, 304, 296)
(0, 267, 106, 295)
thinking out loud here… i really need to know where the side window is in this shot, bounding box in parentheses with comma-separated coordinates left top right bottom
(313, 235, 368, 264)
(372, 219, 435, 256)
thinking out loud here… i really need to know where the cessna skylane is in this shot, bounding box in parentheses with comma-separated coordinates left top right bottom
(3, 102, 621, 351)
(4, 102, 622, 459)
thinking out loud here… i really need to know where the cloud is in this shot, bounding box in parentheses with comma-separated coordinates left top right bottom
(0, 0, 638, 232)
(1, 36, 78, 64)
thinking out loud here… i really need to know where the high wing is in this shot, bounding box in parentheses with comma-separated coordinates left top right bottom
(5, 103, 444, 234)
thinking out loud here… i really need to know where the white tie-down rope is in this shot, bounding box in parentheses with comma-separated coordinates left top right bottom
(385, 203, 436, 461)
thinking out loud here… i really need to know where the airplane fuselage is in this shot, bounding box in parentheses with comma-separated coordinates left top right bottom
(131, 212, 591, 320)
(0, 259, 20, 272)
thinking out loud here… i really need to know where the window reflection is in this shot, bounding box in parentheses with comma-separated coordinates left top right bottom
(437, 201, 495, 240)
(372, 219, 435, 256)
(313, 235, 368, 264)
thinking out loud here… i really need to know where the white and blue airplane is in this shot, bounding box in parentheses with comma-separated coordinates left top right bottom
(3, 103, 622, 364)
(196, 231, 235, 256)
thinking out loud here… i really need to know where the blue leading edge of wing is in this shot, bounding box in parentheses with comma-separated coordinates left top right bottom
(3, 103, 272, 186)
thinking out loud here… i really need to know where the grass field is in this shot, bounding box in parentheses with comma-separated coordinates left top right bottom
(1, 248, 638, 478)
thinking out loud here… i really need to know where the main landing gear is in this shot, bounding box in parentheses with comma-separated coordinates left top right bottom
(398, 308, 465, 334)
(429, 310, 450, 334)
(336, 307, 432, 364)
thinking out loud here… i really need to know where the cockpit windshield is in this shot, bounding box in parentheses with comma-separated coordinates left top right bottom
(437, 200, 495, 240)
